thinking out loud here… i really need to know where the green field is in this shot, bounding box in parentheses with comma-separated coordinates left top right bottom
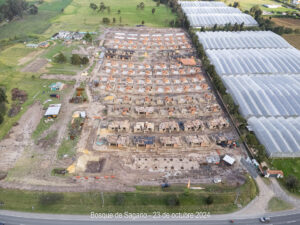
(272, 158, 300, 181)
(271, 158, 300, 195)
(0, 0, 72, 40)
(45, 0, 176, 34)
(0, 178, 257, 214)
(0, 0, 176, 41)
(267, 197, 293, 212)
(223, 0, 298, 13)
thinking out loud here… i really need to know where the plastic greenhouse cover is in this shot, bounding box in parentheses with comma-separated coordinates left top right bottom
(248, 116, 300, 157)
(196, 31, 293, 50)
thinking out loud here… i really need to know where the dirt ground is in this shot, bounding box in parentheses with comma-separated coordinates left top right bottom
(282, 34, 300, 50)
(272, 18, 300, 29)
(18, 50, 45, 66)
(21, 58, 48, 73)
(40, 74, 77, 81)
(0, 102, 43, 172)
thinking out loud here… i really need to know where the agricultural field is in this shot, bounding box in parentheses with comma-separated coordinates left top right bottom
(45, 0, 176, 35)
(283, 34, 300, 49)
(223, 0, 298, 13)
(272, 17, 300, 29)
(272, 18, 300, 49)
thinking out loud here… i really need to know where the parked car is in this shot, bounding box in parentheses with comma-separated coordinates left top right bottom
(260, 217, 271, 223)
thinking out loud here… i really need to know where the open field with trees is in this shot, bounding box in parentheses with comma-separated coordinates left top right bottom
(0, 0, 72, 40)
(0, 178, 257, 214)
(45, 0, 176, 34)
(223, 0, 299, 13)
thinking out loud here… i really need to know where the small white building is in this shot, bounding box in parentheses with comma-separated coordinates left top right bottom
(44, 104, 61, 118)
(263, 4, 281, 8)
(223, 155, 235, 166)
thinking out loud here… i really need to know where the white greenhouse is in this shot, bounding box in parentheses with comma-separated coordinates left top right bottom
(207, 48, 300, 75)
(196, 31, 292, 50)
(179, 1, 258, 27)
(248, 117, 300, 158)
(179, 1, 227, 7)
(187, 14, 258, 27)
(182, 7, 242, 15)
(222, 75, 300, 118)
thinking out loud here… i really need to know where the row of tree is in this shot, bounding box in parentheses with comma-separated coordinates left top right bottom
(0, 0, 38, 22)
(54, 53, 89, 66)
(0, 88, 7, 125)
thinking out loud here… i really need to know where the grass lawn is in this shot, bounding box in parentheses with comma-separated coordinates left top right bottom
(267, 197, 293, 212)
(42, 41, 88, 75)
(0, 177, 257, 214)
(282, 34, 300, 49)
(272, 158, 300, 181)
(222, 0, 298, 13)
(44, 0, 176, 35)
(271, 158, 300, 196)
(0, 0, 72, 40)
(57, 138, 78, 159)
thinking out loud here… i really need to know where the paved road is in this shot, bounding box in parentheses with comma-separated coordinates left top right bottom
(1, 210, 300, 225)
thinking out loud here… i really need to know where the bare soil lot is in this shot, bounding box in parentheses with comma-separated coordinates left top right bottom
(21, 58, 48, 73)
(272, 18, 300, 29)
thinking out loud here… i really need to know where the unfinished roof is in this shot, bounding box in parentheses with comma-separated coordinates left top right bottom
(178, 58, 197, 66)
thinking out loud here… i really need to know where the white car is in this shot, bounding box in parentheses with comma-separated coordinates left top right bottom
(260, 217, 271, 223)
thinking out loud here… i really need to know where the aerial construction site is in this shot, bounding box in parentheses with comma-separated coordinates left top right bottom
(0, 28, 247, 192)
(71, 27, 246, 190)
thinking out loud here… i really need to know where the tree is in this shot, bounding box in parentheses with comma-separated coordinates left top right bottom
(54, 52, 66, 64)
(117, 9, 121, 14)
(213, 24, 217, 31)
(285, 175, 299, 192)
(102, 17, 110, 24)
(240, 22, 244, 31)
(152, 8, 155, 14)
(107, 6, 110, 14)
(233, 2, 240, 8)
(89, 3, 98, 11)
(0, 87, 7, 125)
(83, 33, 92, 42)
(81, 56, 89, 65)
(156, 1, 160, 7)
(137, 2, 145, 10)
(28, 4, 38, 15)
(71, 54, 82, 65)
(0, 0, 29, 20)
(98, 2, 106, 12)
(119, 16, 122, 23)
(141, 20, 144, 25)
(206, 195, 214, 205)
